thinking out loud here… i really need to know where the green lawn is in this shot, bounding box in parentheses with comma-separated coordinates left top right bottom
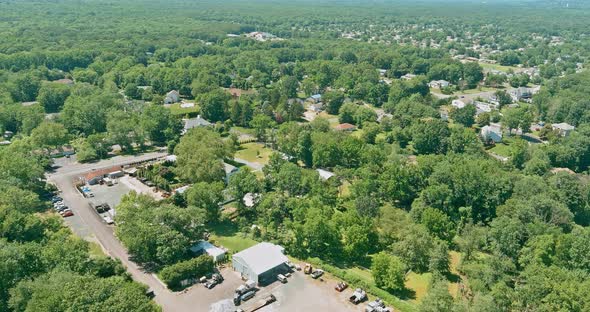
(235, 142, 273, 165)
(488, 139, 515, 157)
(208, 222, 257, 253)
(167, 102, 200, 117)
(480, 62, 518, 73)
(88, 241, 105, 258)
(457, 86, 497, 95)
(405, 272, 432, 303)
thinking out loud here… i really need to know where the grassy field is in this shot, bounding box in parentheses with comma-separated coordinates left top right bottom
(88, 241, 105, 258)
(209, 222, 258, 253)
(405, 272, 432, 303)
(480, 62, 518, 73)
(167, 102, 200, 116)
(458, 86, 497, 94)
(235, 142, 273, 165)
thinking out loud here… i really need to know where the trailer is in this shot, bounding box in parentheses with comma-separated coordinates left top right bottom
(248, 294, 276, 312)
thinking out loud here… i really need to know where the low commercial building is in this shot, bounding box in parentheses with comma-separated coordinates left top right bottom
(232, 242, 288, 285)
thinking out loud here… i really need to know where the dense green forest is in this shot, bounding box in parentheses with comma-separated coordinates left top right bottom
(1, 0, 590, 311)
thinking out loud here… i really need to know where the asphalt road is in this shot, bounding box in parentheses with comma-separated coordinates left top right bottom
(46, 152, 188, 311)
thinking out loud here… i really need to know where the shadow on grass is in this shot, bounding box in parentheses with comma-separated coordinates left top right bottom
(209, 220, 239, 237)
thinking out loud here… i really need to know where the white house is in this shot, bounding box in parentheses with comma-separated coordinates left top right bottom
(481, 125, 503, 143)
(164, 90, 181, 104)
(428, 80, 450, 89)
(552, 123, 575, 137)
(451, 99, 467, 109)
(232, 242, 288, 285)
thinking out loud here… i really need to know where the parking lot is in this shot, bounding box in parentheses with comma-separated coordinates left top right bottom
(180, 267, 365, 312)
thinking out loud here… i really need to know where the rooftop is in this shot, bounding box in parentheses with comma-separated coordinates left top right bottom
(233, 242, 288, 275)
(190, 241, 226, 258)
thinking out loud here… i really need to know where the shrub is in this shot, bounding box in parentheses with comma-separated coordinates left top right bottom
(159, 255, 213, 290)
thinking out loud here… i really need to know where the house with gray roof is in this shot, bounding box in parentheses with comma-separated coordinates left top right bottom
(182, 115, 212, 134)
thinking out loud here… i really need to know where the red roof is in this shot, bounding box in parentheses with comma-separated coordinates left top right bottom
(83, 166, 122, 181)
(335, 123, 357, 131)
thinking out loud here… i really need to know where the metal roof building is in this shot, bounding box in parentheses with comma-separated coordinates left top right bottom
(232, 242, 288, 285)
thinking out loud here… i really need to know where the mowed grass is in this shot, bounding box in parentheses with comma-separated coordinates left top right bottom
(488, 141, 513, 157)
(88, 241, 105, 258)
(208, 222, 257, 253)
(405, 272, 432, 303)
(211, 234, 257, 253)
(479, 62, 518, 73)
(235, 142, 273, 165)
(167, 102, 200, 116)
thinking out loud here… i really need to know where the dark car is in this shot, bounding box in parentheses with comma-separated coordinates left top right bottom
(145, 289, 155, 299)
(51, 196, 63, 203)
(311, 269, 324, 279)
(204, 280, 217, 289)
(233, 293, 241, 305)
(240, 290, 256, 302)
(212, 273, 223, 283)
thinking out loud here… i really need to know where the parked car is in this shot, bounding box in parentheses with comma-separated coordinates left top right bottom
(51, 196, 63, 203)
(56, 205, 69, 212)
(240, 290, 256, 302)
(277, 274, 287, 283)
(304, 263, 312, 274)
(204, 279, 217, 289)
(335, 282, 348, 292)
(212, 273, 223, 283)
(311, 269, 324, 279)
(61, 210, 74, 217)
(366, 298, 391, 312)
(233, 293, 241, 305)
(286, 261, 296, 270)
(145, 289, 155, 299)
(349, 288, 368, 304)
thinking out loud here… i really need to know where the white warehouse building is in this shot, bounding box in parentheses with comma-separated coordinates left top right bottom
(232, 242, 288, 285)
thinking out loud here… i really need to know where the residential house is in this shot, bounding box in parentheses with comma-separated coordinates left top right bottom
(182, 115, 212, 134)
(309, 102, 324, 112)
(552, 123, 575, 137)
(510, 87, 533, 102)
(309, 94, 322, 103)
(428, 80, 450, 89)
(401, 73, 417, 80)
(481, 124, 503, 143)
(451, 99, 467, 109)
(164, 90, 181, 104)
(54, 78, 74, 85)
(378, 69, 387, 77)
(474, 101, 497, 115)
(335, 123, 357, 131)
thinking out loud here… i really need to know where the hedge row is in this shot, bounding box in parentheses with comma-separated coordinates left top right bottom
(159, 255, 213, 290)
(305, 258, 417, 312)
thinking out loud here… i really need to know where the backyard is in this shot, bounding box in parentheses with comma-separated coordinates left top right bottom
(234, 142, 273, 166)
(167, 102, 200, 117)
